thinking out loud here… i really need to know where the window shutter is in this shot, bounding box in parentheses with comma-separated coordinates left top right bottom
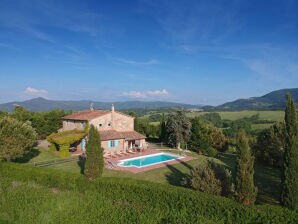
(115, 140, 119, 147)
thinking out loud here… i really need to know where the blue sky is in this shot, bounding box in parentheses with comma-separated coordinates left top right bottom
(0, 0, 298, 105)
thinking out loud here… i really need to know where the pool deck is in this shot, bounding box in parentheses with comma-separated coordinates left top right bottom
(105, 149, 194, 173)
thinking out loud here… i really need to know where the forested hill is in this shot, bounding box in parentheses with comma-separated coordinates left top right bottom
(0, 97, 201, 112)
(204, 88, 298, 111)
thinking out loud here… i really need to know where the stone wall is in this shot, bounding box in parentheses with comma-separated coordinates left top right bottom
(101, 139, 125, 154)
(112, 112, 134, 131)
(62, 120, 85, 130)
(89, 111, 134, 131)
(89, 113, 113, 130)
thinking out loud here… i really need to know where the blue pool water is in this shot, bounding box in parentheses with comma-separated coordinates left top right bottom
(118, 153, 181, 168)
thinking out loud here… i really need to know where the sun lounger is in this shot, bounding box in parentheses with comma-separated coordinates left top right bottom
(116, 151, 123, 156)
(106, 161, 117, 169)
(104, 152, 111, 158)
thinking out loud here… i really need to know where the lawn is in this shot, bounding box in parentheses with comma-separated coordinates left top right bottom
(13, 146, 59, 163)
(20, 146, 282, 205)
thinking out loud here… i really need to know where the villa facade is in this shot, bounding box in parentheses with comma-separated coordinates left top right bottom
(62, 105, 146, 155)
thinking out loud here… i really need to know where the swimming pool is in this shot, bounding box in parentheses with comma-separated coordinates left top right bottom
(118, 153, 183, 168)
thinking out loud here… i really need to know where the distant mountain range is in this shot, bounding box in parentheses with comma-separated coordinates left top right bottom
(204, 88, 298, 111)
(0, 88, 297, 112)
(0, 97, 202, 112)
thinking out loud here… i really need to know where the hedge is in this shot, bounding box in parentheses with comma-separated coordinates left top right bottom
(0, 162, 297, 223)
(46, 129, 87, 157)
(47, 129, 86, 145)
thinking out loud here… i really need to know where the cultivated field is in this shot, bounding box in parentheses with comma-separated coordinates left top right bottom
(145, 110, 284, 129)
(185, 110, 284, 121)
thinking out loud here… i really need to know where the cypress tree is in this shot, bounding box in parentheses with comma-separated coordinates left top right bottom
(281, 94, 298, 209)
(159, 113, 166, 142)
(235, 129, 257, 205)
(85, 125, 104, 180)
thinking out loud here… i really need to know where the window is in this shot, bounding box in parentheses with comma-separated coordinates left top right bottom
(99, 124, 102, 127)
(81, 122, 86, 129)
(108, 140, 118, 148)
(108, 123, 112, 127)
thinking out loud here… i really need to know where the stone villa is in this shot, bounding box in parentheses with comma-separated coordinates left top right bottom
(62, 105, 146, 155)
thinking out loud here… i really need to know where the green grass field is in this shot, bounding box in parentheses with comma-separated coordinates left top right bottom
(147, 110, 284, 127)
(185, 110, 284, 121)
(22, 146, 281, 205)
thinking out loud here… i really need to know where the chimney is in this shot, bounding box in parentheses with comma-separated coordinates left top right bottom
(111, 104, 115, 112)
(90, 103, 94, 111)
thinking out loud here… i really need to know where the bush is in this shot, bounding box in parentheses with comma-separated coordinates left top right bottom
(0, 162, 297, 223)
(47, 129, 86, 157)
(49, 143, 57, 152)
(190, 162, 222, 195)
(188, 161, 233, 197)
(59, 144, 70, 158)
(203, 146, 218, 157)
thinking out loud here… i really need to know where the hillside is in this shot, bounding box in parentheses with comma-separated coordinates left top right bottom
(205, 88, 298, 111)
(0, 97, 201, 112)
(1, 162, 297, 223)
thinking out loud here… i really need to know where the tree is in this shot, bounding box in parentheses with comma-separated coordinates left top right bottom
(165, 111, 191, 149)
(255, 122, 286, 167)
(201, 113, 222, 128)
(159, 113, 166, 142)
(10, 106, 67, 139)
(188, 117, 227, 156)
(284, 94, 297, 141)
(0, 116, 36, 161)
(281, 94, 298, 209)
(235, 129, 257, 205)
(85, 125, 104, 180)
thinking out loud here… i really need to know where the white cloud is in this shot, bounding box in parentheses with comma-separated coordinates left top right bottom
(24, 87, 48, 95)
(116, 58, 159, 65)
(122, 89, 169, 99)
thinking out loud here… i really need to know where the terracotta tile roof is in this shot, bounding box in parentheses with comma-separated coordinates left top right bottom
(63, 110, 110, 121)
(99, 130, 146, 141)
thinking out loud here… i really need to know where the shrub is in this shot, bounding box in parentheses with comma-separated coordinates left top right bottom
(49, 143, 57, 152)
(190, 162, 222, 195)
(188, 161, 233, 197)
(59, 144, 70, 158)
(47, 129, 86, 157)
(203, 146, 218, 157)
